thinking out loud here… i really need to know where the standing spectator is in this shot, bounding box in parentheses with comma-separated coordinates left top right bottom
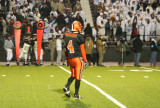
(96, 36, 106, 66)
(152, 0, 158, 10)
(116, 37, 128, 66)
(40, 2, 50, 19)
(56, 35, 62, 65)
(43, 18, 50, 42)
(23, 36, 33, 66)
(55, 26, 62, 37)
(96, 13, 106, 38)
(33, 10, 41, 22)
(84, 23, 92, 39)
(32, 1, 41, 12)
(150, 36, 159, 66)
(137, 17, 145, 41)
(150, 14, 156, 36)
(74, 13, 84, 28)
(50, 8, 58, 18)
(126, 19, 132, 41)
(133, 35, 143, 66)
(74, 7, 86, 22)
(32, 19, 37, 34)
(144, 19, 151, 42)
(93, 0, 99, 17)
(65, 12, 72, 28)
(48, 36, 56, 65)
(21, 20, 28, 41)
(46, 0, 51, 11)
(8, 19, 15, 45)
(48, 29, 56, 40)
(6, 12, 17, 23)
(131, 22, 138, 39)
(33, 35, 44, 65)
(121, 18, 127, 39)
(4, 35, 14, 66)
(57, 12, 66, 30)
(1, 17, 7, 44)
(92, 26, 97, 43)
(115, 22, 122, 41)
(85, 36, 94, 66)
(17, 12, 24, 22)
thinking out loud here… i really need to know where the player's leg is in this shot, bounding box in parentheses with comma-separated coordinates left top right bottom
(63, 59, 75, 97)
(74, 57, 84, 99)
(6, 49, 11, 66)
(40, 49, 43, 65)
(34, 50, 38, 65)
(66, 66, 75, 90)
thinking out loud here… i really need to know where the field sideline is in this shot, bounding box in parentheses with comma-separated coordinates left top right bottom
(0, 65, 160, 108)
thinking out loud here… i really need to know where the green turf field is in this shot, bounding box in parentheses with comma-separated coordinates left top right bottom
(0, 65, 160, 108)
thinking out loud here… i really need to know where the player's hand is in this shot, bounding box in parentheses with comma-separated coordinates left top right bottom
(84, 61, 88, 69)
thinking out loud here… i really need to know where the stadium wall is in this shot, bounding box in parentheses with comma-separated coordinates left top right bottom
(0, 47, 159, 62)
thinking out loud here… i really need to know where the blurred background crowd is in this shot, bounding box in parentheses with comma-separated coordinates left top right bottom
(0, 0, 159, 66)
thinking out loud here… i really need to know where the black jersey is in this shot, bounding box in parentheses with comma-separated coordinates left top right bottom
(64, 32, 85, 59)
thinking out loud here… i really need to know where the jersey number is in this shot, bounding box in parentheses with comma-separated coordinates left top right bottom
(67, 40, 75, 53)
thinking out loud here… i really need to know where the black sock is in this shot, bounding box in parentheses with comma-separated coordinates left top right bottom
(66, 76, 75, 90)
(75, 80, 80, 95)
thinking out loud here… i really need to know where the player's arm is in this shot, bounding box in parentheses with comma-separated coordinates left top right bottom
(80, 44, 87, 62)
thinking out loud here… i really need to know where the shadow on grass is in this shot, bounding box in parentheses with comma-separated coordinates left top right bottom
(65, 99, 91, 108)
(54, 89, 74, 95)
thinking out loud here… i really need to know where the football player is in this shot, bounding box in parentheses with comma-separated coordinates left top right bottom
(63, 21, 88, 99)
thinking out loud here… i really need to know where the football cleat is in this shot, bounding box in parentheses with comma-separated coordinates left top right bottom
(63, 85, 70, 97)
(74, 94, 82, 99)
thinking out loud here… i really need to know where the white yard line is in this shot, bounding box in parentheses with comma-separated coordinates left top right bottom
(130, 69, 153, 72)
(109, 70, 124, 71)
(120, 76, 125, 78)
(130, 70, 140, 72)
(59, 66, 127, 108)
(2, 75, 6, 77)
(140, 67, 159, 71)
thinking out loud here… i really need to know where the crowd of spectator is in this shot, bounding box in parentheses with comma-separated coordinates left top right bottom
(94, 0, 160, 42)
(0, 0, 159, 66)
(0, 0, 88, 66)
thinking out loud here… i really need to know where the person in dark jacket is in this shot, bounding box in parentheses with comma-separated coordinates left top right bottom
(115, 22, 122, 41)
(131, 22, 138, 40)
(84, 23, 92, 39)
(40, 2, 50, 19)
(152, 0, 158, 10)
(133, 35, 143, 66)
(74, 13, 84, 28)
(57, 12, 66, 30)
(150, 36, 159, 66)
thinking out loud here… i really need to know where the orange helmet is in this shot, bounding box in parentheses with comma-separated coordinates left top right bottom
(71, 21, 82, 33)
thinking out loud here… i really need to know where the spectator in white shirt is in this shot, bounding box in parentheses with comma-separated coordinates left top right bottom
(96, 13, 106, 37)
(92, 26, 97, 43)
(56, 36, 62, 65)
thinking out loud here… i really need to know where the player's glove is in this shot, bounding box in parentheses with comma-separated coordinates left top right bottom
(84, 61, 88, 69)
